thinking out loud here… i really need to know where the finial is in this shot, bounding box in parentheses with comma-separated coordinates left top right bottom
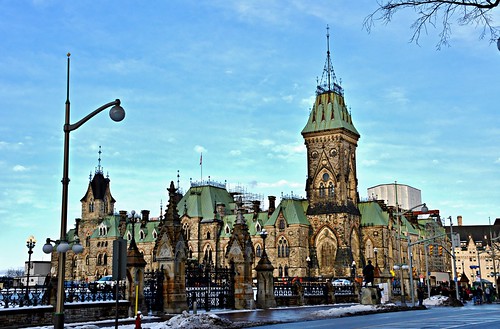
(89, 171, 92, 182)
(160, 199, 163, 221)
(96, 146, 103, 174)
(177, 170, 180, 190)
(317, 25, 342, 96)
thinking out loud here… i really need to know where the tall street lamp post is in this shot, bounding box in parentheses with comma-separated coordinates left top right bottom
(53, 53, 125, 329)
(25, 236, 36, 302)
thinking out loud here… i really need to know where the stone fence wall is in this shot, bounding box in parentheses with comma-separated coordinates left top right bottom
(0, 301, 130, 329)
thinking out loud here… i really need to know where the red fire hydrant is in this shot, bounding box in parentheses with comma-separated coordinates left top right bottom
(135, 311, 142, 329)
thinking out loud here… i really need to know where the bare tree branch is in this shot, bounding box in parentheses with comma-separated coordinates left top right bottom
(364, 0, 499, 49)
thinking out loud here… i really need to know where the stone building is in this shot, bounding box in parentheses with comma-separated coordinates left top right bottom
(52, 30, 454, 289)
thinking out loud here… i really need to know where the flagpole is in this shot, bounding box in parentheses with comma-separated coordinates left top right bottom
(200, 152, 203, 182)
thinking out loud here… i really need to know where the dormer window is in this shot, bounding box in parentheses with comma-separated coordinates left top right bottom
(256, 223, 262, 233)
(140, 230, 145, 240)
(279, 219, 286, 232)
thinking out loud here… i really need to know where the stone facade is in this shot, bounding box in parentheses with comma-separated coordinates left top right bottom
(51, 32, 451, 294)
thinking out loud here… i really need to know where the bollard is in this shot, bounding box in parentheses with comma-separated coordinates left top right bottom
(193, 301, 197, 314)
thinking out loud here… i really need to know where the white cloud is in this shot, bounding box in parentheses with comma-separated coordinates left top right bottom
(194, 145, 207, 154)
(13, 165, 28, 172)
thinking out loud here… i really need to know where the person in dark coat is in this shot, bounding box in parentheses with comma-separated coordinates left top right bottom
(363, 260, 375, 286)
(417, 286, 425, 306)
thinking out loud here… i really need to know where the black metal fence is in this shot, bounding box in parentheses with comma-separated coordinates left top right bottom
(144, 270, 164, 314)
(185, 262, 235, 311)
(0, 282, 126, 309)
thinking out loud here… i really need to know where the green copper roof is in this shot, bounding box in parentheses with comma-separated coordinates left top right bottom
(177, 184, 235, 220)
(359, 202, 389, 226)
(302, 91, 359, 137)
(266, 198, 309, 226)
(90, 215, 122, 239)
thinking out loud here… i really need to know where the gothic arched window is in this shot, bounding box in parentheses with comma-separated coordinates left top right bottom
(256, 245, 262, 258)
(319, 183, 325, 198)
(328, 182, 334, 197)
(278, 237, 289, 258)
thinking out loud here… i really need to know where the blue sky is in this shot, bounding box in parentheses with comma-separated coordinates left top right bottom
(0, 0, 498, 272)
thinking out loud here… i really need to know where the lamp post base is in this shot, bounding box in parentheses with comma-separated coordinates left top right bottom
(54, 313, 64, 329)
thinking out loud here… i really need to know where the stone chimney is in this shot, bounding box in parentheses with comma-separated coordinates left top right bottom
(252, 200, 261, 214)
(141, 210, 150, 222)
(457, 216, 463, 226)
(268, 196, 276, 215)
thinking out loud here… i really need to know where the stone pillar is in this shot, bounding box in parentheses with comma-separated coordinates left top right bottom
(127, 246, 147, 315)
(226, 197, 255, 310)
(255, 251, 276, 309)
(154, 181, 188, 314)
(360, 286, 381, 305)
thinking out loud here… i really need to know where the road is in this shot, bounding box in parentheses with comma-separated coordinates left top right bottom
(247, 303, 500, 329)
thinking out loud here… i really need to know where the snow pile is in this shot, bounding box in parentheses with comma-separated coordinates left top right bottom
(161, 311, 233, 329)
(424, 295, 449, 306)
(312, 304, 379, 318)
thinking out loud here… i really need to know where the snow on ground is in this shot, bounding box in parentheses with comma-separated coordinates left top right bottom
(25, 296, 451, 329)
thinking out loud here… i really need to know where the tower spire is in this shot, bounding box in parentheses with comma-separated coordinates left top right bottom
(96, 146, 103, 174)
(317, 25, 343, 96)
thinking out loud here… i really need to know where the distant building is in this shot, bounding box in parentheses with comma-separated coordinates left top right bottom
(446, 216, 500, 288)
(368, 183, 423, 211)
(21, 261, 50, 286)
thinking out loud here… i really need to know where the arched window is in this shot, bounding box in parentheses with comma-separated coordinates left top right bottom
(203, 245, 213, 264)
(140, 230, 145, 240)
(279, 265, 283, 277)
(103, 253, 108, 265)
(225, 225, 231, 234)
(328, 182, 334, 197)
(319, 183, 325, 198)
(97, 254, 102, 265)
(278, 237, 289, 258)
(256, 245, 262, 258)
(207, 231, 211, 240)
(89, 199, 94, 212)
(256, 223, 261, 233)
(153, 230, 158, 239)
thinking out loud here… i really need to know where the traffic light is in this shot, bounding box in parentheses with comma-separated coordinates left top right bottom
(438, 245, 443, 256)
(429, 244, 434, 256)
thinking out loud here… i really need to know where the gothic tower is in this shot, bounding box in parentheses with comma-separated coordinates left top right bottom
(302, 27, 361, 277)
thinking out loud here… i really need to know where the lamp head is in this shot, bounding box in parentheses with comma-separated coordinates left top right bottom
(42, 239, 54, 254)
(421, 203, 428, 213)
(109, 100, 125, 122)
(72, 243, 84, 254)
(57, 241, 70, 253)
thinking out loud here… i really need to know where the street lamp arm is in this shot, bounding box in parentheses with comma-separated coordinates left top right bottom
(396, 203, 428, 217)
(65, 99, 123, 132)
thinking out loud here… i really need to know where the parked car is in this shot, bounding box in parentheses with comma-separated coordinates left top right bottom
(332, 279, 352, 286)
(94, 275, 115, 289)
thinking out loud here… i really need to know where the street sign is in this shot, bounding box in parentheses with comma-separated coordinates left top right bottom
(112, 238, 127, 280)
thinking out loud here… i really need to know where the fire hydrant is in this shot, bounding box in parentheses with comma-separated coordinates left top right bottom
(135, 311, 142, 329)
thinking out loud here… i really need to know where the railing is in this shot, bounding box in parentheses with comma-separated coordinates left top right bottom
(0, 282, 126, 308)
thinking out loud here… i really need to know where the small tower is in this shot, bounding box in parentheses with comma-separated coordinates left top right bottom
(302, 27, 361, 277)
(154, 181, 188, 313)
(225, 197, 255, 310)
